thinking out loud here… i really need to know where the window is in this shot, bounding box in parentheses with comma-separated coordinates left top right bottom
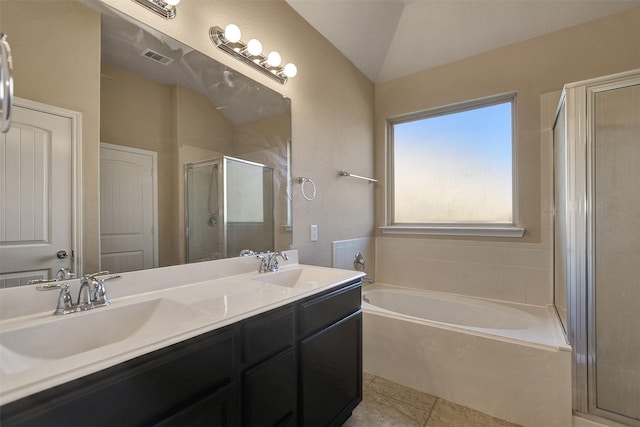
(383, 93, 523, 237)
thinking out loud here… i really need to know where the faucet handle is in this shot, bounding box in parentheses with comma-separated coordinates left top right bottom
(33, 279, 62, 290)
(92, 274, 119, 306)
(256, 252, 269, 273)
(56, 267, 76, 281)
(54, 283, 74, 315)
(267, 251, 288, 272)
(88, 270, 110, 278)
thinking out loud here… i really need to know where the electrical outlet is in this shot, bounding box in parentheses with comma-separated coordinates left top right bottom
(310, 224, 318, 242)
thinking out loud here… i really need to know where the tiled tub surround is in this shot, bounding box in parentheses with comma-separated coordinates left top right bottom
(0, 251, 364, 405)
(362, 283, 572, 426)
(375, 235, 553, 306)
(332, 237, 375, 277)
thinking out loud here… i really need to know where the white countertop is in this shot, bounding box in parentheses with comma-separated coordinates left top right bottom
(0, 253, 364, 406)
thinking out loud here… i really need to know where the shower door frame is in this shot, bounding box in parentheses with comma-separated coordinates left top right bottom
(562, 69, 640, 426)
(184, 158, 226, 262)
(184, 156, 276, 262)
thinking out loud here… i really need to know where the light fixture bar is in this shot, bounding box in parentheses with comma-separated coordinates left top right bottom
(209, 26, 292, 85)
(132, 0, 177, 19)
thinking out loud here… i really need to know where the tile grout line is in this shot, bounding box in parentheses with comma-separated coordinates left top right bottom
(369, 375, 439, 424)
(423, 397, 439, 427)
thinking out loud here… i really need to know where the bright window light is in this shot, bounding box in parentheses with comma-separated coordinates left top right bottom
(390, 94, 515, 225)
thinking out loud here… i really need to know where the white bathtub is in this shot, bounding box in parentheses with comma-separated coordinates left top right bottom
(362, 284, 572, 427)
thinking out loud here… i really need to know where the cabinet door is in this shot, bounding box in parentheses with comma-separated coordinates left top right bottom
(155, 382, 239, 427)
(299, 311, 362, 427)
(243, 348, 296, 427)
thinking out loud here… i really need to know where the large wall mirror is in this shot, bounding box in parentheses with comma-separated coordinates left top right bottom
(98, 5, 292, 273)
(0, 2, 292, 285)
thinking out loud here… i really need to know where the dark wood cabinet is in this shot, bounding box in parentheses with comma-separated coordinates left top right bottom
(242, 305, 297, 427)
(0, 280, 361, 427)
(299, 284, 363, 427)
(155, 382, 240, 427)
(0, 326, 239, 427)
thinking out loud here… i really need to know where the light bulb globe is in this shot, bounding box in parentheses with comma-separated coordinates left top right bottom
(267, 51, 281, 67)
(164, 0, 180, 5)
(247, 39, 262, 56)
(283, 63, 297, 78)
(224, 24, 242, 43)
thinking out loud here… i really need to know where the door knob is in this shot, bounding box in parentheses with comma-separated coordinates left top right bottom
(56, 250, 68, 259)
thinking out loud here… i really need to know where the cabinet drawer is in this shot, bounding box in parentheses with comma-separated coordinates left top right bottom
(299, 281, 361, 337)
(243, 305, 294, 365)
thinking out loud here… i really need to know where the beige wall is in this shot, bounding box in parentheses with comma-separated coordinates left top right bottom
(374, 8, 640, 302)
(375, 6, 640, 242)
(0, 0, 102, 273)
(174, 85, 234, 154)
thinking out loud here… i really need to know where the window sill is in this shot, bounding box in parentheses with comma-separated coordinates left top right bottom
(379, 225, 525, 238)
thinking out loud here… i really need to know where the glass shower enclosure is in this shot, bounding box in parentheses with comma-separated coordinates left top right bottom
(185, 156, 274, 262)
(553, 69, 639, 425)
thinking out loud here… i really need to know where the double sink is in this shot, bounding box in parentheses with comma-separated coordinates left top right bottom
(0, 265, 356, 386)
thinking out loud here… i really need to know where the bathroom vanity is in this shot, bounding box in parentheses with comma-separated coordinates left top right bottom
(0, 254, 363, 426)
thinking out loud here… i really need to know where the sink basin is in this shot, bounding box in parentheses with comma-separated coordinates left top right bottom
(250, 266, 349, 288)
(0, 298, 205, 374)
(251, 268, 304, 287)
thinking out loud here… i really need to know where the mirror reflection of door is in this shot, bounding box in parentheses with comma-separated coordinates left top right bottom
(100, 143, 158, 273)
(0, 100, 77, 287)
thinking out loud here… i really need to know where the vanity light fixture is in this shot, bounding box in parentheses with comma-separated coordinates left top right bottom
(132, 0, 180, 20)
(209, 24, 297, 85)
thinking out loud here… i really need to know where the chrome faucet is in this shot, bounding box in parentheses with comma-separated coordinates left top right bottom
(55, 267, 76, 281)
(257, 251, 288, 273)
(36, 271, 120, 315)
(77, 276, 94, 311)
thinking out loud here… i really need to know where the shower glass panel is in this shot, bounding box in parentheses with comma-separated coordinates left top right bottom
(555, 70, 639, 426)
(225, 157, 274, 257)
(185, 156, 274, 263)
(553, 101, 568, 334)
(593, 83, 640, 421)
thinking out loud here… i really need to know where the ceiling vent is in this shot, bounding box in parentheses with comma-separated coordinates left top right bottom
(141, 48, 174, 65)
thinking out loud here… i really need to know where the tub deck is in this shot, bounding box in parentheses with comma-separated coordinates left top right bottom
(362, 284, 570, 350)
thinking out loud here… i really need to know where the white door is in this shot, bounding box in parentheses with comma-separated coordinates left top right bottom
(0, 102, 76, 287)
(100, 143, 157, 273)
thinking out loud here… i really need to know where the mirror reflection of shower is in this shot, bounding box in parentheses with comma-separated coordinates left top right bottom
(185, 156, 275, 263)
(207, 164, 218, 227)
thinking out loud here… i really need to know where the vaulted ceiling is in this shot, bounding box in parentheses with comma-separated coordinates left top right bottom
(286, 0, 640, 83)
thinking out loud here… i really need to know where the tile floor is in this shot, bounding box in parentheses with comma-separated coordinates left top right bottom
(343, 373, 520, 427)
